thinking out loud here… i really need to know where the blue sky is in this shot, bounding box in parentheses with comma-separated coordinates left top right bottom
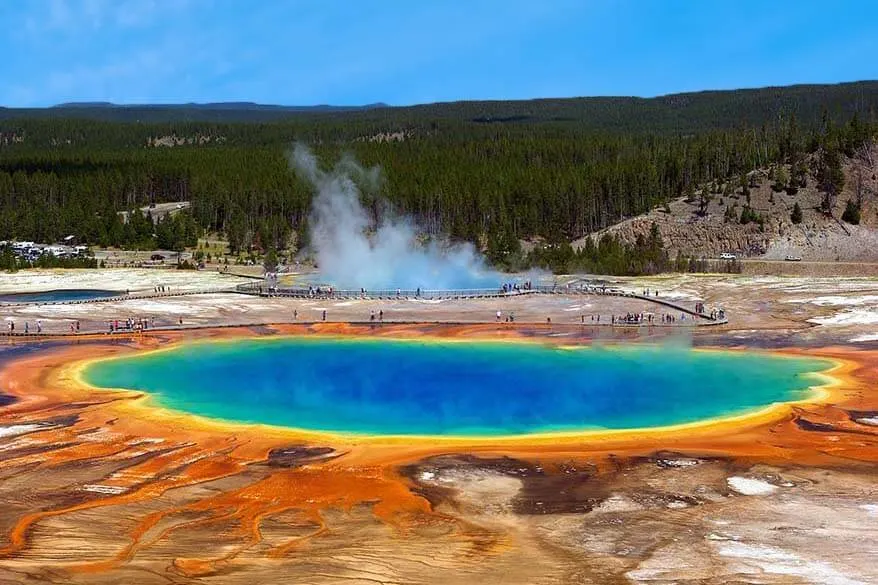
(1, 0, 876, 107)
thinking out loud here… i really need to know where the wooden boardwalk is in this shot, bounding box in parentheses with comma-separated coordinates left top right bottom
(234, 282, 727, 325)
(0, 283, 727, 339)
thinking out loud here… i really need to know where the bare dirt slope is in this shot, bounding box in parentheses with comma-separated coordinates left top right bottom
(576, 144, 878, 262)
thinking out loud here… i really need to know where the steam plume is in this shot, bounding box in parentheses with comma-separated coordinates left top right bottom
(290, 144, 504, 290)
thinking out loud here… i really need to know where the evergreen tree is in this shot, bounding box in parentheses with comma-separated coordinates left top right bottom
(841, 200, 861, 224)
(263, 247, 278, 271)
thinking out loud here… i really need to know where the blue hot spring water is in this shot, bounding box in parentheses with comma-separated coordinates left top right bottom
(82, 338, 831, 436)
(0, 289, 119, 303)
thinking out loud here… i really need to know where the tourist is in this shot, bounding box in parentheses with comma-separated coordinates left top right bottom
(322, 310, 326, 321)
(179, 317, 183, 326)
(370, 310, 375, 322)
(496, 310, 502, 322)
(75, 321, 80, 333)
(294, 309, 298, 320)
(36, 320, 42, 334)
(24, 322, 28, 334)
(379, 310, 383, 322)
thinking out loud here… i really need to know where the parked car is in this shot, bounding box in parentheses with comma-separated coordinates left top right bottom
(785, 255, 802, 262)
(150, 253, 165, 261)
(719, 252, 737, 260)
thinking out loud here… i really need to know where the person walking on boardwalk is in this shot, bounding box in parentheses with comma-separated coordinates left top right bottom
(322, 310, 327, 321)
(36, 320, 42, 334)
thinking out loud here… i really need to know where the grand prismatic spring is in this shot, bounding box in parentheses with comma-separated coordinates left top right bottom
(82, 338, 832, 437)
(1, 309, 877, 583)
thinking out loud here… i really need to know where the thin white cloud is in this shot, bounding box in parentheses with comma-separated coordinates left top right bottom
(19, 0, 196, 35)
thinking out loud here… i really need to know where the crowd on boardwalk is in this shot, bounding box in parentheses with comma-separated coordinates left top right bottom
(2, 279, 726, 336)
(3, 316, 186, 335)
(579, 312, 687, 325)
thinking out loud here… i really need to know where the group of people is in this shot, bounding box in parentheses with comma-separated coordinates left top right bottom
(108, 317, 155, 332)
(309, 285, 333, 297)
(496, 310, 516, 322)
(5, 319, 43, 334)
(612, 312, 653, 325)
(694, 302, 724, 320)
(573, 311, 697, 325)
(3, 315, 192, 336)
(501, 281, 533, 294)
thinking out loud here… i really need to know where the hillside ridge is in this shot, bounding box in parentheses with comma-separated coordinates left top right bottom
(2, 80, 877, 128)
(579, 144, 878, 262)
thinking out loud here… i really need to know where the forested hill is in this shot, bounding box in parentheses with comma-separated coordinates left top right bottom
(2, 80, 878, 130)
(0, 80, 876, 274)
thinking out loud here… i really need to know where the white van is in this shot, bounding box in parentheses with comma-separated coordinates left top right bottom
(719, 252, 737, 260)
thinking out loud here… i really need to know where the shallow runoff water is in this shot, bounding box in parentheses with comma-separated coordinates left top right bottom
(0, 289, 119, 303)
(82, 337, 831, 436)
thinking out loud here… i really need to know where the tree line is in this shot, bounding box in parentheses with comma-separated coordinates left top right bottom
(0, 85, 875, 274)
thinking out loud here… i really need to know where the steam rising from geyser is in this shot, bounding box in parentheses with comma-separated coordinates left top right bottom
(291, 144, 505, 290)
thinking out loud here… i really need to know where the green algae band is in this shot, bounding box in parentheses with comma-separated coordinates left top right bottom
(83, 338, 831, 436)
